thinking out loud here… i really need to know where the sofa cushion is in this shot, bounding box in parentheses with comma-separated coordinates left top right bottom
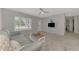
(11, 34, 32, 46)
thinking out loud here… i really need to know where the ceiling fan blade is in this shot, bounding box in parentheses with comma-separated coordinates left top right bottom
(39, 8, 50, 15)
(40, 8, 45, 12)
(39, 8, 49, 13)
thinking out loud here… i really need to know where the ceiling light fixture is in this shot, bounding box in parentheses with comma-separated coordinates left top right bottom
(40, 11, 45, 14)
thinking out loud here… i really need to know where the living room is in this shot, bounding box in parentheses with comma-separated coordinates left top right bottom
(0, 8, 79, 51)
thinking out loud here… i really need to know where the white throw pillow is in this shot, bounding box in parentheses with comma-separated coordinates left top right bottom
(0, 34, 10, 51)
(9, 40, 21, 51)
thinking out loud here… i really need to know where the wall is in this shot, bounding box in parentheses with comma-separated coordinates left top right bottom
(1, 9, 42, 32)
(41, 14, 65, 35)
(42, 17, 56, 33)
(0, 9, 2, 30)
(55, 14, 65, 35)
(74, 16, 79, 33)
(2, 9, 15, 32)
(32, 18, 42, 32)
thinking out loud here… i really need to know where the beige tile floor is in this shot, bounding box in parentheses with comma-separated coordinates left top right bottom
(41, 32, 79, 51)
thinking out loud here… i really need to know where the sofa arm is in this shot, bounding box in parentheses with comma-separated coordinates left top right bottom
(20, 41, 43, 51)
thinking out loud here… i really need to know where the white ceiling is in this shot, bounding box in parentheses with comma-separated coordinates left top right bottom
(6, 8, 79, 18)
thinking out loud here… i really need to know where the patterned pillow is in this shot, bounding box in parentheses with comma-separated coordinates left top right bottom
(0, 30, 21, 51)
(0, 32, 10, 51)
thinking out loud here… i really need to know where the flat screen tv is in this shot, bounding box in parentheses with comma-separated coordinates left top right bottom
(48, 23, 55, 27)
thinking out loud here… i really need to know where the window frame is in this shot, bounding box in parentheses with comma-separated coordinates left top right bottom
(14, 16, 32, 31)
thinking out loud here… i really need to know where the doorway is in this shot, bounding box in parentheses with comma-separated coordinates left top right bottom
(65, 16, 74, 33)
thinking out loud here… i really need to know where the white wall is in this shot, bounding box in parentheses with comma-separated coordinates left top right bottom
(42, 17, 56, 33)
(42, 14, 65, 35)
(74, 16, 79, 33)
(0, 9, 2, 30)
(2, 9, 15, 32)
(55, 14, 65, 35)
(37, 19, 42, 31)
(32, 19, 42, 32)
(1, 9, 42, 32)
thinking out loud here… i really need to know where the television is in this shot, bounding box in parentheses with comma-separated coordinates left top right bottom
(48, 23, 55, 27)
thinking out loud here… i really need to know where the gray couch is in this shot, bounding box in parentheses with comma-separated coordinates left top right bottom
(10, 31, 43, 51)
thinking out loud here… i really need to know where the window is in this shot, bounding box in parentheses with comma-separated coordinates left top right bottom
(15, 16, 32, 31)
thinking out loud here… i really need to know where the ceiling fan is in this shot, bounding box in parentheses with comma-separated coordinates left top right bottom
(39, 8, 49, 15)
